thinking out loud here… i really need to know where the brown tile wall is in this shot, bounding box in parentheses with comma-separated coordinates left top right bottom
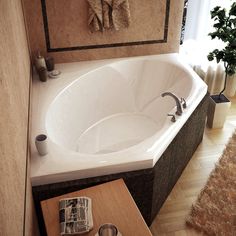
(23, 0, 184, 63)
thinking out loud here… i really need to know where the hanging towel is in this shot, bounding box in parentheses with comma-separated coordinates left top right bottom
(87, 0, 103, 32)
(112, 0, 131, 30)
(102, 0, 113, 29)
(103, 0, 131, 30)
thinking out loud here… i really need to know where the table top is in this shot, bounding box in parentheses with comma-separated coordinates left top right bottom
(41, 179, 152, 236)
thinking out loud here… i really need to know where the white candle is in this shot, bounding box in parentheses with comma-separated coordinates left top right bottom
(35, 134, 48, 156)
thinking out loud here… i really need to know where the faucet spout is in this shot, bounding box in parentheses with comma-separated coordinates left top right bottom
(161, 92, 183, 116)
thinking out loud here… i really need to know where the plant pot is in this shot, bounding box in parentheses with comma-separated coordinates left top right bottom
(225, 74, 236, 97)
(207, 94, 231, 129)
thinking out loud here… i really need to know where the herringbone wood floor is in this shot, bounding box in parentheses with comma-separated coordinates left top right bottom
(150, 98, 236, 236)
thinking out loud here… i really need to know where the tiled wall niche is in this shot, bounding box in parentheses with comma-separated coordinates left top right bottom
(23, 0, 184, 63)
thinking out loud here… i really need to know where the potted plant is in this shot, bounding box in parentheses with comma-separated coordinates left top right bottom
(206, 2, 236, 128)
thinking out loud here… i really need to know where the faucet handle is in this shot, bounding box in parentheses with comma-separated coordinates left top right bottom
(181, 97, 187, 109)
(167, 114, 176, 122)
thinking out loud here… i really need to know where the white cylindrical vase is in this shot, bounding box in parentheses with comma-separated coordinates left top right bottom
(207, 95, 231, 129)
(35, 134, 48, 156)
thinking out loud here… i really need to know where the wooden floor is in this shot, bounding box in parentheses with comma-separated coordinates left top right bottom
(150, 97, 236, 236)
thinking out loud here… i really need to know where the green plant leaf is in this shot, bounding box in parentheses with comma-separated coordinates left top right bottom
(207, 53, 214, 61)
(208, 2, 236, 96)
(229, 2, 236, 16)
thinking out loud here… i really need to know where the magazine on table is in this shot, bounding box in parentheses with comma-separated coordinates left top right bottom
(59, 196, 93, 235)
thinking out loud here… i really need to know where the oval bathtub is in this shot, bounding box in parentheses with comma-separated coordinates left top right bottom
(30, 54, 207, 186)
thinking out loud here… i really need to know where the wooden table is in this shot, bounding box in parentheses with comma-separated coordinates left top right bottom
(41, 179, 152, 236)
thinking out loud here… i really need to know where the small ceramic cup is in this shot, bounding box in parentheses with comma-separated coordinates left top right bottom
(98, 223, 118, 236)
(35, 134, 48, 156)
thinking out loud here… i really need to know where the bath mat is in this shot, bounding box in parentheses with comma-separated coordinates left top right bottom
(186, 130, 236, 236)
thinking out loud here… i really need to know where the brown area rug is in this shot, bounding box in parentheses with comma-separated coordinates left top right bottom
(187, 131, 236, 236)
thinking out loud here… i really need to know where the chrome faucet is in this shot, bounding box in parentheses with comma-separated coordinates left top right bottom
(161, 92, 183, 116)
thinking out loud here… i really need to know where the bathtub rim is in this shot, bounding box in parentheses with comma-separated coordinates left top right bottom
(30, 53, 208, 186)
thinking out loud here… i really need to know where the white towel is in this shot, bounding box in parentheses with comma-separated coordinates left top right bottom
(103, 0, 131, 30)
(103, 0, 113, 29)
(87, 0, 103, 32)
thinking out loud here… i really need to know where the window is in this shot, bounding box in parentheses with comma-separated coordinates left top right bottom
(181, 0, 233, 71)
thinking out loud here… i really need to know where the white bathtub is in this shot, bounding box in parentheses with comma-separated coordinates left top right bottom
(30, 54, 207, 186)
